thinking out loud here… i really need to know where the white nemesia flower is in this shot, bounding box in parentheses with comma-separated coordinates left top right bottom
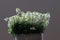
(4, 17, 9, 21)
(44, 21, 49, 27)
(30, 27, 36, 30)
(36, 12, 39, 15)
(16, 8, 20, 14)
(44, 13, 50, 20)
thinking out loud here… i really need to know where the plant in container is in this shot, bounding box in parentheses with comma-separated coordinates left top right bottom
(4, 8, 50, 40)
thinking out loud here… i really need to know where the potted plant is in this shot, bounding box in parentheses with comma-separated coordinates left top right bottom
(4, 8, 50, 40)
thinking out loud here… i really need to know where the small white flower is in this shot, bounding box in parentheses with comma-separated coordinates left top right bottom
(25, 14, 27, 18)
(4, 17, 9, 21)
(35, 19, 39, 23)
(16, 8, 20, 14)
(33, 12, 36, 16)
(44, 21, 49, 27)
(36, 12, 39, 15)
(44, 13, 50, 20)
(9, 17, 13, 22)
(30, 27, 36, 30)
(21, 12, 25, 16)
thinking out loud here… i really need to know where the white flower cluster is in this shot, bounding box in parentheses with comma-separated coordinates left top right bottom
(4, 8, 50, 28)
(21, 11, 50, 27)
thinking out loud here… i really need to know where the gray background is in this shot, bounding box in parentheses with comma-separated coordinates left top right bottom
(0, 0, 60, 40)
